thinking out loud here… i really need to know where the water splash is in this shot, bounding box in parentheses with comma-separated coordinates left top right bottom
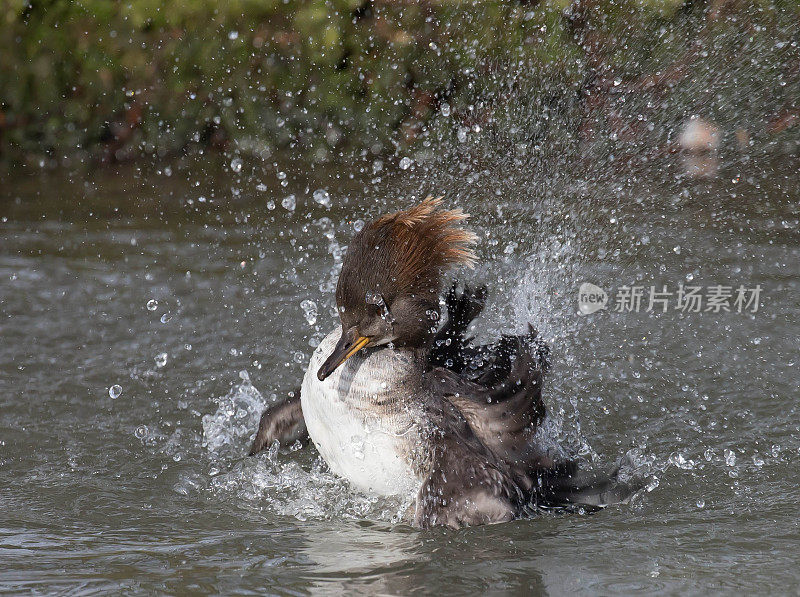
(200, 373, 413, 523)
(201, 371, 264, 457)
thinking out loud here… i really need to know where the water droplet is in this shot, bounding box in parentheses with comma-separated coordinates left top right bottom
(108, 384, 122, 399)
(353, 219, 365, 232)
(160, 313, 172, 323)
(646, 476, 660, 492)
(669, 452, 689, 468)
(146, 299, 158, 311)
(300, 299, 318, 325)
(752, 454, 765, 467)
(230, 158, 243, 172)
(135, 425, 148, 439)
(155, 352, 168, 368)
(399, 157, 413, 170)
(312, 189, 331, 207)
(696, 498, 705, 508)
(282, 194, 296, 211)
(441, 103, 451, 117)
(724, 449, 736, 466)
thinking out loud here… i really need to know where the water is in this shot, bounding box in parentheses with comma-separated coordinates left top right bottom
(1, 150, 799, 593)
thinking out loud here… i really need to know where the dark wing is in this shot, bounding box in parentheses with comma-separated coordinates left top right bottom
(428, 283, 487, 371)
(248, 388, 308, 456)
(430, 324, 643, 512)
(428, 285, 551, 471)
(426, 285, 642, 517)
(413, 398, 526, 529)
(427, 326, 554, 478)
(413, 393, 641, 527)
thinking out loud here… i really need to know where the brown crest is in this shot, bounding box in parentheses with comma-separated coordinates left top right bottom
(372, 195, 477, 271)
(336, 196, 478, 315)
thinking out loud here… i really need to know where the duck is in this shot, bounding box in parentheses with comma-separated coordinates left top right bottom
(248, 197, 638, 528)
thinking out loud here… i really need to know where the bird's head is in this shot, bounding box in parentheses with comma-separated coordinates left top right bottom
(317, 196, 477, 381)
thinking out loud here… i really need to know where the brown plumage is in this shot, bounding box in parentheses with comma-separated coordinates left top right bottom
(371, 195, 478, 272)
(337, 196, 476, 313)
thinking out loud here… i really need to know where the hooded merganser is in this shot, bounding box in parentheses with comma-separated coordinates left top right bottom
(249, 197, 639, 528)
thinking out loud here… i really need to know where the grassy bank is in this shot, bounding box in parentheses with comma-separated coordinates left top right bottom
(1, 0, 798, 168)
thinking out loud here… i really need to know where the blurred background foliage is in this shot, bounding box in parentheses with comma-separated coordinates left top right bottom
(1, 0, 798, 168)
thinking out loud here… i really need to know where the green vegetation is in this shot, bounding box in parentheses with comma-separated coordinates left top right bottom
(1, 0, 798, 167)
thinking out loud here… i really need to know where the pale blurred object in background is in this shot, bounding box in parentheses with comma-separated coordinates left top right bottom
(679, 116, 720, 178)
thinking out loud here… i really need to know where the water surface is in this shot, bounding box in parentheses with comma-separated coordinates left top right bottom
(1, 153, 799, 594)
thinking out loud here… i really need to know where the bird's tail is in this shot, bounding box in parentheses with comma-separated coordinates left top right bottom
(528, 461, 644, 512)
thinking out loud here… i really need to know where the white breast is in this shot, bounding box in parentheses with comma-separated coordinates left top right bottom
(301, 330, 424, 497)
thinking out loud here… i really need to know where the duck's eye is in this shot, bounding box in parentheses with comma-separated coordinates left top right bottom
(365, 291, 394, 324)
